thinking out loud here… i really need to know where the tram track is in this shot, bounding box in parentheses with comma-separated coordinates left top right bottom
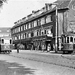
(8, 53, 75, 70)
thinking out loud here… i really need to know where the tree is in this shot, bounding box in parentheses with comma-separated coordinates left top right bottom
(0, 0, 7, 7)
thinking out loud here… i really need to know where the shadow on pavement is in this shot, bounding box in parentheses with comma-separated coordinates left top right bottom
(0, 60, 35, 75)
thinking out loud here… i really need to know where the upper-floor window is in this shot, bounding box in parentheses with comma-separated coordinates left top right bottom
(26, 24, 27, 29)
(18, 34, 20, 39)
(21, 26, 23, 31)
(34, 30, 37, 37)
(31, 22, 34, 28)
(18, 27, 20, 32)
(46, 15, 51, 23)
(28, 32, 31, 38)
(41, 29, 44, 35)
(41, 17, 45, 25)
(24, 25, 26, 30)
(29, 23, 31, 29)
(21, 33, 23, 39)
(34, 20, 37, 27)
(38, 19, 41, 26)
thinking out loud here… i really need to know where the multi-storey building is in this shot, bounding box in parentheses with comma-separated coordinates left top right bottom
(0, 27, 12, 44)
(11, 0, 75, 51)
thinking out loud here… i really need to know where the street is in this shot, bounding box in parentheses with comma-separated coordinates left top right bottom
(0, 50, 75, 75)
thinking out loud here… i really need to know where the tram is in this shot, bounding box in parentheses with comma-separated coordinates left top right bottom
(0, 37, 13, 53)
(61, 33, 75, 53)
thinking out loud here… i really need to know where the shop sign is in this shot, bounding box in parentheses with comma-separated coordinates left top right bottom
(69, 21, 75, 32)
(47, 30, 53, 37)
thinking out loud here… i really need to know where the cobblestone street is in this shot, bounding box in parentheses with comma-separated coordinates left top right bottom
(0, 50, 75, 75)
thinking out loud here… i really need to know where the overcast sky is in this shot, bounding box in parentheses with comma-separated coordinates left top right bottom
(0, 0, 56, 28)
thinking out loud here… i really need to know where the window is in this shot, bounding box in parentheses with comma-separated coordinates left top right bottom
(38, 19, 41, 26)
(41, 17, 45, 25)
(27, 23, 29, 29)
(18, 34, 20, 39)
(26, 24, 27, 29)
(46, 15, 51, 23)
(21, 26, 23, 31)
(31, 32, 34, 37)
(29, 23, 31, 29)
(18, 27, 20, 32)
(44, 30, 46, 34)
(34, 30, 37, 36)
(31, 22, 34, 28)
(70, 37, 73, 42)
(10, 39, 12, 44)
(67, 37, 69, 43)
(21, 33, 24, 39)
(41, 29, 44, 35)
(24, 25, 26, 30)
(2, 39, 4, 44)
(24, 33, 26, 38)
(28, 32, 31, 38)
(34, 20, 37, 27)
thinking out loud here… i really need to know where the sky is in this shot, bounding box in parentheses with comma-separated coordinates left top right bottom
(0, 0, 56, 28)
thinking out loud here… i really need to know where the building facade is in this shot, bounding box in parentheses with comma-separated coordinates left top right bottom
(0, 27, 12, 44)
(11, 0, 75, 51)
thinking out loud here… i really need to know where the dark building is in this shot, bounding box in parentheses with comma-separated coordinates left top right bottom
(11, 0, 75, 51)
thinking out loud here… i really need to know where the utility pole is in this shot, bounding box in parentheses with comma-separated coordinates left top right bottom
(45, 3, 58, 53)
(55, 5, 58, 53)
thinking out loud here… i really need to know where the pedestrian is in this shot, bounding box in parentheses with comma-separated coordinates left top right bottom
(17, 44, 20, 53)
(47, 44, 51, 52)
(0, 44, 1, 53)
(42, 45, 45, 52)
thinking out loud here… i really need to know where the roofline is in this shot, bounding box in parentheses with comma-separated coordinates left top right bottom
(11, 7, 69, 29)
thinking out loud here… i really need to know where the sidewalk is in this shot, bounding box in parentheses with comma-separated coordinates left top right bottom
(10, 50, 75, 69)
(11, 49, 75, 60)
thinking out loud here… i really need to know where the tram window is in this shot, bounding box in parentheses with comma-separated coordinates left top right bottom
(74, 38, 75, 42)
(67, 37, 69, 43)
(70, 37, 73, 42)
(2, 39, 4, 44)
(10, 40, 12, 44)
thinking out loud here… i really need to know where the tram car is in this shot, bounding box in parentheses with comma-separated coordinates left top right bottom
(60, 33, 75, 53)
(0, 37, 13, 53)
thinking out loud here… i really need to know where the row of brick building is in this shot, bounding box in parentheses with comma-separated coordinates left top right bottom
(11, 0, 75, 51)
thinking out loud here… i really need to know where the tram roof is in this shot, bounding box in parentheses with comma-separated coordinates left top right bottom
(62, 32, 75, 36)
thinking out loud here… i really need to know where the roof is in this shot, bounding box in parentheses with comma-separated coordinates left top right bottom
(12, 0, 73, 29)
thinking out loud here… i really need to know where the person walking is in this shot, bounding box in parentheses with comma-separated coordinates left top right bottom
(17, 44, 20, 53)
(42, 45, 45, 52)
(47, 44, 51, 52)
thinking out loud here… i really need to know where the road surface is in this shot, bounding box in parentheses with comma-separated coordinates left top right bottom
(0, 50, 75, 75)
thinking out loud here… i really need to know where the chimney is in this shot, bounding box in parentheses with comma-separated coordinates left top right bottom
(45, 3, 52, 11)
